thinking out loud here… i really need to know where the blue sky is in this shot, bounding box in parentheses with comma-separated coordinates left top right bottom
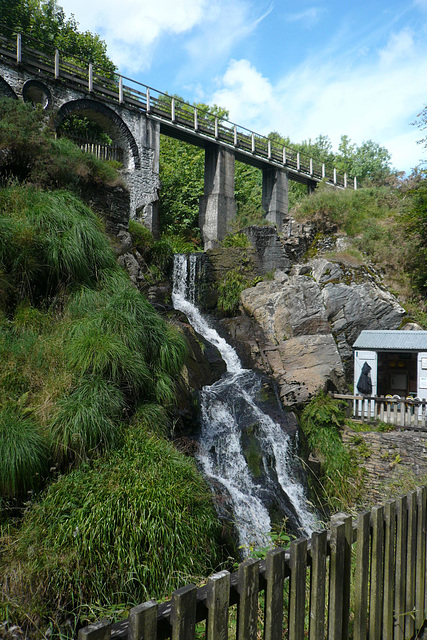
(59, 0, 427, 174)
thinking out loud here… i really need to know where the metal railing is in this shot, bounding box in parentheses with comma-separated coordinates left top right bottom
(79, 487, 427, 640)
(0, 26, 357, 190)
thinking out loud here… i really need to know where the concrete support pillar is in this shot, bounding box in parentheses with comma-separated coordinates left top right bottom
(307, 180, 316, 196)
(199, 144, 236, 249)
(261, 167, 288, 231)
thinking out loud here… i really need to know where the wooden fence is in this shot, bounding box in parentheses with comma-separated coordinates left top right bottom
(333, 393, 427, 431)
(61, 133, 124, 163)
(79, 486, 427, 640)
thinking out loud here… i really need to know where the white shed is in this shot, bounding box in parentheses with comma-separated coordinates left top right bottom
(353, 330, 427, 400)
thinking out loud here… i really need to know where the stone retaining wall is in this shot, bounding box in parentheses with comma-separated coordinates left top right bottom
(342, 427, 427, 503)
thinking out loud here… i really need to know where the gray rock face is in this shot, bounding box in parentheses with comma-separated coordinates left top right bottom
(237, 254, 406, 407)
(264, 335, 346, 406)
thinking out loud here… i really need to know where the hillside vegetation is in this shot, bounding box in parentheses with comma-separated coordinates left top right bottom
(0, 99, 222, 638)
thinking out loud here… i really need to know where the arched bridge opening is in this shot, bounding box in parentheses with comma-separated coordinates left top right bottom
(56, 99, 141, 171)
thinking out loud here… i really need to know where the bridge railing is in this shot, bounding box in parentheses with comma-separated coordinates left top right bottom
(0, 25, 356, 190)
(79, 486, 427, 640)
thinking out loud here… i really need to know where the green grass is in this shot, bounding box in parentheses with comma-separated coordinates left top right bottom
(1, 428, 222, 638)
(0, 405, 49, 498)
(300, 392, 365, 512)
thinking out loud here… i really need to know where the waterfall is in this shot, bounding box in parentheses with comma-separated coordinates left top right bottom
(172, 254, 316, 552)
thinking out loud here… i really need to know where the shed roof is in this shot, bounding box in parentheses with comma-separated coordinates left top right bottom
(353, 330, 427, 352)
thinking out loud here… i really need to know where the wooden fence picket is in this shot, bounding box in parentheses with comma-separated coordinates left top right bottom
(353, 511, 370, 640)
(395, 496, 408, 640)
(128, 601, 158, 640)
(170, 584, 197, 640)
(289, 538, 308, 640)
(405, 491, 417, 640)
(78, 619, 111, 639)
(383, 500, 396, 640)
(264, 548, 286, 640)
(417, 487, 427, 627)
(328, 521, 346, 640)
(369, 506, 384, 640)
(236, 558, 259, 640)
(206, 570, 230, 640)
(309, 530, 327, 640)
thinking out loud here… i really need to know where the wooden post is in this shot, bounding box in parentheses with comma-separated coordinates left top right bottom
(328, 520, 346, 640)
(264, 548, 286, 640)
(170, 584, 197, 640)
(78, 619, 111, 639)
(405, 491, 417, 639)
(206, 570, 230, 640)
(309, 530, 327, 640)
(395, 495, 407, 640)
(129, 601, 158, 640)
(383, 500, 396, 640)
(289, 538, 308, 640)
(354, 512, 370, 640)
(369, 505, 384, 640)
(416, 487, 427, 630)
(237, 558, 259, 640)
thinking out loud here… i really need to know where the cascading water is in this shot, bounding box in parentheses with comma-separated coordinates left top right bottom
(172, 254, 316, 552)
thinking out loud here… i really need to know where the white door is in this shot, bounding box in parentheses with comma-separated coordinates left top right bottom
(354, 350, 377, 396)
(417, 352, 427, 400)
(354, 350, 377, 416)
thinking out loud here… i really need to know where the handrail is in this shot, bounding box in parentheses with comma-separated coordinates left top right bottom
(0, 25, 357, 190)
(334, 392, 427, 431)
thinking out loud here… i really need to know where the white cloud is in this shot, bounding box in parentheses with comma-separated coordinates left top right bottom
(209, 27, 427, 172)
(285, 7, 327, 26)
(59, 0, 209, 72)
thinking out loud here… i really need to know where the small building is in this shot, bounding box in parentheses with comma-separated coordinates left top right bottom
(353, 330, 427, 400)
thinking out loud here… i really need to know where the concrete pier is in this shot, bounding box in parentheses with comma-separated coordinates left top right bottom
(261, 167, 288, 230)
(199, 145, 236, 249)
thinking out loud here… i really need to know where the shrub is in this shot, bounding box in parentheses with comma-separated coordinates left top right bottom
(300, 391, 364, 510)
(50, 377, 125, 461)
(1, 429, 222, 636)
(0, 405, 48, 497)
(0, 186, 117, 308)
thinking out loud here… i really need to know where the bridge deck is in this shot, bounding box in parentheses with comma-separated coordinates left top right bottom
(0, 30, 355, 189)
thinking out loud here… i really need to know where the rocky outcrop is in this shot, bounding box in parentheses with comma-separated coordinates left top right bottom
(230, 234, 406, 408)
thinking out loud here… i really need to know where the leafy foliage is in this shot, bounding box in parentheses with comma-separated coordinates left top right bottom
(0, 0, 116, 75)
(300, 391, 364, 510)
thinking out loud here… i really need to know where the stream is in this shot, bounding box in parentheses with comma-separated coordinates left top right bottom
(172, 253, 316, 551)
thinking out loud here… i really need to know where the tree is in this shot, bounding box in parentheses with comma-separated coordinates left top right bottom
(0, 0, 116, 74)
(414, 105, 427, 160)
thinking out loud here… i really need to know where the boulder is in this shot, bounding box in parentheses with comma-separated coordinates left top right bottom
(263, 335, 346, 406)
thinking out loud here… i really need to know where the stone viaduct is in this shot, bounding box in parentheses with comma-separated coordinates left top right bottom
(0, 33, 355, 248)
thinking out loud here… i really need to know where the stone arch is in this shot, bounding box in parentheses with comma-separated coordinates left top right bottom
(22, 79, 52, 109)
(0, 76, 18, 100)
(55, 99, 141, 169)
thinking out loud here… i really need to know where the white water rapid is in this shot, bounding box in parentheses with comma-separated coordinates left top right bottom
(172, 254, 316, 552)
